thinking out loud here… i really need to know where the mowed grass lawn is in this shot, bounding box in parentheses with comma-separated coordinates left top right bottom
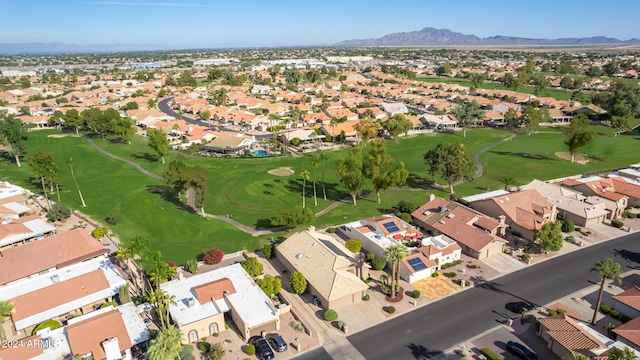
(2, 126, 634, 263)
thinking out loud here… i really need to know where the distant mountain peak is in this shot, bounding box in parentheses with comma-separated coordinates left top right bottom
(335, 27, 638, 46)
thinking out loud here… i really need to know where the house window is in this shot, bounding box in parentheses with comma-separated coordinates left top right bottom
(188, 330, 198, 342)
(38, 270, 49, 275)
(209, 323, 219, 336)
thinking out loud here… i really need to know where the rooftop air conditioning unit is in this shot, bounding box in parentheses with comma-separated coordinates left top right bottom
(50, 275, 60, 283)
(187, 297, 195, 307)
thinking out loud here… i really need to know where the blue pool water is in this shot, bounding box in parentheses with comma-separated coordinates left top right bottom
(251, 149, 268, 157)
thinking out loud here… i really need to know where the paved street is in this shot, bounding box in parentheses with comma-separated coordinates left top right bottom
(347, 231, 640, 360)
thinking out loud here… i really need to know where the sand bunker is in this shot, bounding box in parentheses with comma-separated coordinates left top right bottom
(47, 134, 81, 138)
(555, 152, 588, 165)
(268, 167, 295, 176)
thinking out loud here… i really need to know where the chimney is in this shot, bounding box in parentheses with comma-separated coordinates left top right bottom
(498, 215, 506, 225)
(428, 193, 436, 202)
(177, 271, 184, 281)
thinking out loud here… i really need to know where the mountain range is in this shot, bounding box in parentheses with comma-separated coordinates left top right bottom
(335, 27, 640, 46)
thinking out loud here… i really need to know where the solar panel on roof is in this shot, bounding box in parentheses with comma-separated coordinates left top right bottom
(382, 221, 400, 233)
(407, 257, 427, 271)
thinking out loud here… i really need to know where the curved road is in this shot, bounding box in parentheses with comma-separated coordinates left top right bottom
(348, 231, 640, 359)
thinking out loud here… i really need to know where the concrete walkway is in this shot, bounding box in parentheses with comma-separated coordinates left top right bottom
(85, 137, 163, 181)
(472, 134, 517, 179)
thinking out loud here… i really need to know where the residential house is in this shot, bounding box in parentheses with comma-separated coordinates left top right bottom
(420, 114, 458, 131)
(161, 263, 283, 343)
(538, 314, 636, 359)
(319, 121, 358, 141)
(0, 214, 55, 249)
(465, 188, 557, 241)
(0, 302, 149, 360)
(323, 108, 359, 121)
(613, 286, 640, 319)
(200, 131, 256, 155)
(380, 102, 408, 116)
(561, 176, 628, 219)
(275, 229, 369, 309)
(337, 214, 420, 257)
(0, 182, 30, 219)
(411, 194, 507, 260)
(0, 256, 126, 339)
(0, 228, 109, 287)
(613, 316, 640, 351)
(523, 179, 608, 227)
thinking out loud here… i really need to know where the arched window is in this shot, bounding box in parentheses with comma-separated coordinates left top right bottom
(209, 323, 219, 336)
(188, 330, 198, 342)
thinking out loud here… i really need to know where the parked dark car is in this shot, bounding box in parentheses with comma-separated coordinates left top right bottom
(506, 341, 538, 360)
(505, 301, 535, 314)
(267, 333, 287, 352)
(249, 336, 274, 360)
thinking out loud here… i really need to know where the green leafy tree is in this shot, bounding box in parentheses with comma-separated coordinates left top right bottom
(535, 221, 564, 251)
(0, 300, 14, 323)
(504, 108, 520, 129)
(29, 149, 59, 208)
(207, 343, 225, 360)
(469, 73, 486, 90)
(147, 325, 183, 360)
(611, 116, 631, 136)
(80, 108, 103, 134)
(423, 143, 475, 194)
(129, 235, 149, 290)
(163, 160, 190, 197)
(271, 207, 314, 228)
(256, 274, 282, 297)
(337, 146, 366, 205)
(603, 61, 619, 77)
(563, 114, 596, 163)
(591, 259, 622, 325)
(562, 354, 589, 360)
(367, 139, 408, 204)
(0, 111, 28, 167)
(189, 167, 210, 217)
(147, 128, 169, 164)
(241, 257, 263, 277)
(124, 101, 139, 110)
(345, 239, 362, 253)
(451, 100, 485, 138)
(382, 114, 412, 142)
(532, 74, 551, 96)
(384, 244, 410, 300)
(66, 158, 86, 207)
(353, 118, 380, 146)
(289, 271, 307, 295)
(521, 106, 550, 135)
(114, 117, 136, 144)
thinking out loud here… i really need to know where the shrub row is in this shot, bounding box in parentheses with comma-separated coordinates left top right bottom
(612, 219, 624, 228)
(440, 259, 463, 270)
(480, 347, 503, 360)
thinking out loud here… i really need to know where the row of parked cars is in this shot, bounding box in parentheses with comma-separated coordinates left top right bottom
(249, 333, 287, 360)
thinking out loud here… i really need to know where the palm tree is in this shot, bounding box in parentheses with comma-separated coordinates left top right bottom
(66, 158, 86, 207)
(318, 151, 328, 201)
(608, 347, 638, 360)
(500, 176, 514, 191)
(0, 300, 14, 323)
(384, 244, 410, 300)
(591, 259, 622, 325)
(116, 246, 138, 294)
(268, 114, 281, 151)
(300, 170, 310, 208)
(603, 322, 616, 339)
(129, 236, 149, 290)
(147, 325, 183, 360)
(309, 153, 319, 206)
(330, 118, 339, 144)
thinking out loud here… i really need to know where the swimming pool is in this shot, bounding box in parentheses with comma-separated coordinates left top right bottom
(251, 149, 268, 157)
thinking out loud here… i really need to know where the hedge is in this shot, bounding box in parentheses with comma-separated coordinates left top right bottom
(386, 306, 396, 314)
(323, 309, 338, 321)
(601, 304, 611, 313)
(480, 347, 503, 360)
(244, 344, 255, 355)
(32, 319, 61, 335)
(612, 219, 624, 228)
(611, 310, 621, 318)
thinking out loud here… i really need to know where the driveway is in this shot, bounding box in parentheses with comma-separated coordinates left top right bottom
(481, 252, 526, 274)
(466, 323, 559, 360)
(590, 222, 629, 239)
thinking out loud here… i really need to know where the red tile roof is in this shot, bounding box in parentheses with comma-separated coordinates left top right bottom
(613, 286, 640, 312)
(539, 314, 607, 352)
(193, 278, 236, 304)
(0, 228, 108, 285)
(67, 309, 132, 359)
(614, 315, 640, 347)
(0, 335, 44, 360)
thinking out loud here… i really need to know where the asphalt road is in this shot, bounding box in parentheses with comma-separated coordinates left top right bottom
(348, 231, 640, 360)
(157, 97, 203, 125)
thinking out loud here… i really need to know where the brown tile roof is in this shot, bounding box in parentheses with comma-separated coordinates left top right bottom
(67, 309, 132, 360)
(476, 190, 553, 231)
(0, 335, 44, 360)
(539, 314, 606, 352)
(9, 270, 110, 323)
(0, 228, 108, 285)
(193, 278, 236, 304)
(614, 315, 640, 347)
(613, 286, 640, 312)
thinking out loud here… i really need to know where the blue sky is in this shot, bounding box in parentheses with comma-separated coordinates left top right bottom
(1, 0, 638, 46)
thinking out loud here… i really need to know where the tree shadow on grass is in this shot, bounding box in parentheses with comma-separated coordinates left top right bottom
(284, 179, 347, 202)
(255, 218, 275, 229)
(405, 172, 435, 189)
(145, 185, 194, 214)
(489, 151, 554, 161)
(131, 152, 160, 163)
